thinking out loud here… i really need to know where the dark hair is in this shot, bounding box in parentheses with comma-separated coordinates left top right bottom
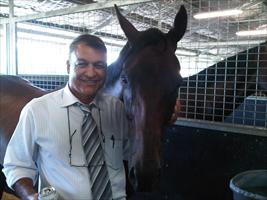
(69, 34, 107, 58)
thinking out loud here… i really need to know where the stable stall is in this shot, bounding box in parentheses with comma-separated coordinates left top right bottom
(0, 0, 266, 199)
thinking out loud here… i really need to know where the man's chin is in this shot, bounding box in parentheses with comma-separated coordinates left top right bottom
(82, 87, 101, 96)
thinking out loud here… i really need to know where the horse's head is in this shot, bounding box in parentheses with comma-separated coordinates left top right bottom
(107, 5, 187, 191)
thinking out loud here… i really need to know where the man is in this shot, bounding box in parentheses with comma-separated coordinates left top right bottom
(3, 34, 130, 200)
(3, 34, 180, 200)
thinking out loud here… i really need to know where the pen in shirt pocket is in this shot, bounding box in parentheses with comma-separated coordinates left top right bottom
(111, 135, 115, 148)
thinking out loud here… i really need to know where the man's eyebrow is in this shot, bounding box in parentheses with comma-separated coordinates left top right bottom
(95, 61, 106, 64)
(76, 58, 87, 61)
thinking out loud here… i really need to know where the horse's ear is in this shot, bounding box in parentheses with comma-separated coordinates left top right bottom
(114, 4, 139, 43)
(166, 5, 187, 51)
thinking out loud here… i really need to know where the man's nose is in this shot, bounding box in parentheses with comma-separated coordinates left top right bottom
(84, 64, 97, 75)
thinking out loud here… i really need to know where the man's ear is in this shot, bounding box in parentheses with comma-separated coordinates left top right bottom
(67, 60, 70, 74)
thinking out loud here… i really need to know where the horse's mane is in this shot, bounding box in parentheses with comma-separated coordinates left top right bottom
(105, 43, 130, 87)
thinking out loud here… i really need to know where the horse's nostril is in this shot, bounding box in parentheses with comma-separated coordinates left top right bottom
(126, 113, 134, 121)
(122, 78, 128, 84)
(121, 76, 128, 85)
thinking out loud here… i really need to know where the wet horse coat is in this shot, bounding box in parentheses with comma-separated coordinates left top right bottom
(0, 5, 187, 193)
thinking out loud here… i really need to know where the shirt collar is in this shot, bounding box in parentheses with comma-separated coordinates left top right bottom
(60, 83, 102, 110)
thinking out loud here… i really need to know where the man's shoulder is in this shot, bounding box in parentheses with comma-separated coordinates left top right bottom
(98, 92, 123, 105)
(100, 92, 120, 101)
(27, 88, 63, 108)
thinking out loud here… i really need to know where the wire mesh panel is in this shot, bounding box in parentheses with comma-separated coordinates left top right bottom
(13, 1, 163, 89)
(176, 0, 267, 129)
(0, 0, 266, 129)
(11, 0, 187, 89)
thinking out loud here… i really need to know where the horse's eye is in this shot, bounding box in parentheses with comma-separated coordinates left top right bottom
(120, 75, 128, 85)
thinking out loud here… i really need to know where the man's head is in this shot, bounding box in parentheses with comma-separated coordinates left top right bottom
(67, 34, 107, 104)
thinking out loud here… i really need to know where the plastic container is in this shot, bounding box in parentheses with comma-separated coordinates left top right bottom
(229, 170, 267, 200)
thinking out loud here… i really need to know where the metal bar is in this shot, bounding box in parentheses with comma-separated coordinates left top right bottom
(178, 40, 266, 48)
(17, 27, 76, 40)
(212, 53, 217, 121)
(254, 46, 261, 126)
(203, 61, 208, 119)
(232, 50, 238, 123)
(175, 118, 267, 136)
(90, 4, 139, 34)
(0, 0, 153, 24)
(242, 46, 249, 125)
(0, 24, 7, 74)
(194, 66, 199, 119)
(222, 51, 227, 122)
(6, 0, 17, 75)
(157, 1, 162, 29)
(19, 20, 125, 41)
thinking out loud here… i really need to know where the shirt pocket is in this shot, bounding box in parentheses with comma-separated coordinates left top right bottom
(103, 134, 123, 170)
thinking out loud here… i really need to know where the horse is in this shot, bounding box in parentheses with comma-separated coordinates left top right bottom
(0, 76, 47, 165)
(178, 42, 267, 122)
(0, 4, 187, 195)
(104, 5, 187, 192)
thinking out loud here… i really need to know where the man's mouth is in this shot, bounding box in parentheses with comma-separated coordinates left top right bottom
(80, 78, 99, 85)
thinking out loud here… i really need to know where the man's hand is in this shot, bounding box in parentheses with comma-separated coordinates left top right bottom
(28, 193, 38, 200)
(12, 178, 38, 200)
(169, 98, 181, 124)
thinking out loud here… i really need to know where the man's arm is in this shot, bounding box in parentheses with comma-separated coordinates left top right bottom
(12, 178, 38, 200)
(3, 103, 39, 200)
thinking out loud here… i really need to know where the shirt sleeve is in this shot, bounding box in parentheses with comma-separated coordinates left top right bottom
(3, 102, 38, 188)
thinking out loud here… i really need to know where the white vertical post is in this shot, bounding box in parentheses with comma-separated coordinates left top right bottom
(0, 24, 7, 74)
(158, 1, 162, 30)
(7, 0, 17, 75)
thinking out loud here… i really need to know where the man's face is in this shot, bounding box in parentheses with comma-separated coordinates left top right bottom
(68, 43, 107, 103)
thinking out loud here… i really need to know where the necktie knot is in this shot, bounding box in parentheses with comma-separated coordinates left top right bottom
(76, 102, 91, 115)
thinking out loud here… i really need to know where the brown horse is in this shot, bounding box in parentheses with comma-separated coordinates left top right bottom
(0, 76, 47, 164)
(179, 42, 267, 122)
(105, 5, 187, 192)
(0, 5, 187, 194)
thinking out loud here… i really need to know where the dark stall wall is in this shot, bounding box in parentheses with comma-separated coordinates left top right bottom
(160, 122, 267, 200)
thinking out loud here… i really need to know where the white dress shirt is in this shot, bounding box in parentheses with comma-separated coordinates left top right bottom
(3, 85, 130, 200)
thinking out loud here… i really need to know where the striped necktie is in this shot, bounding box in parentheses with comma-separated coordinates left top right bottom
(77, 103, 112, 200)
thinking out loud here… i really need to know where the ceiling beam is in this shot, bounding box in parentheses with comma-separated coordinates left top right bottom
(0, 0, 152, 24)
(178, 40, 266, 49)
(90, 4, 139, 34)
